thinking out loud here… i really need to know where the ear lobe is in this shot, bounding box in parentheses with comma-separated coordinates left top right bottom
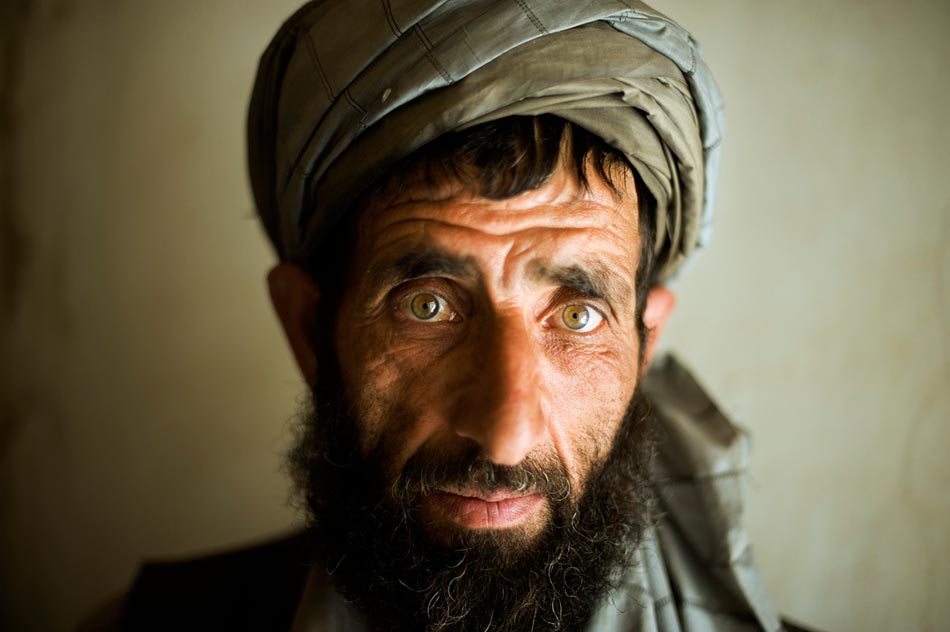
(642, 286, 676, 370)
(268, 263, 320, 387)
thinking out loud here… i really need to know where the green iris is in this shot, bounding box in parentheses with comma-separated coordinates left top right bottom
(410, 293, 441, 320)
(562, 304, 590, 330)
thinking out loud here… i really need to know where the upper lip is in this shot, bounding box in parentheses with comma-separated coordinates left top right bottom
(436, 487, 536, 503)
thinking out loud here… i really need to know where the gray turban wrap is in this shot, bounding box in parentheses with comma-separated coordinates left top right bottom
(248, 0, 724, 283)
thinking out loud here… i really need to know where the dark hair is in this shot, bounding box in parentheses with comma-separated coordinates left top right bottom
(311, 115, 658, 357)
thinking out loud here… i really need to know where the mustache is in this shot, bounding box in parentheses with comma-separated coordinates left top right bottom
(387, 442, 572, 505)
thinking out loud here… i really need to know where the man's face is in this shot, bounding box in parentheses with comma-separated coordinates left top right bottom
(333, 159, 643, 550)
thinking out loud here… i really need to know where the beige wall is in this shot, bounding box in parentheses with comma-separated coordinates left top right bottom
(1, 1, 947, 631)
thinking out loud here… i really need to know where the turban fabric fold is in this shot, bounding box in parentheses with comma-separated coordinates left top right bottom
(248, 0, 724, 283)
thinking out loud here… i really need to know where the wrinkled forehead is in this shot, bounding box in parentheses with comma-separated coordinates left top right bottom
(349, 161, 642, 299)
(358, 151, 639, 232)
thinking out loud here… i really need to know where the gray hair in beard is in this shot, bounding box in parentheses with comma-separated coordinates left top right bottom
(287, 348, 657, 632)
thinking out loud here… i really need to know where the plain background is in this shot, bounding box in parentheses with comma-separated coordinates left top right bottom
(1, 1, 947, 630)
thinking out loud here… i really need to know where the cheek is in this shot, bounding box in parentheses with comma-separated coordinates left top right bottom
(336, 313, 459, 473)
(542, 338, 640, 488)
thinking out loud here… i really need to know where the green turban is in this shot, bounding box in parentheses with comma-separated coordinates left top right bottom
(248, 0, 724, 283)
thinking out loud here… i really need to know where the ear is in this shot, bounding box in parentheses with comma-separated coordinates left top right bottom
(642, 286, 676, 369)
(268, 263, 320, 388)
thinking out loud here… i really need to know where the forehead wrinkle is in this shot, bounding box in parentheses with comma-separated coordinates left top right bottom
(365, 196, 623, 236)
(355, 175, 639, 299)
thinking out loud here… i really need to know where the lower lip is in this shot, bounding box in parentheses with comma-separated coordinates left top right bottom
(427, 491, 544, 529)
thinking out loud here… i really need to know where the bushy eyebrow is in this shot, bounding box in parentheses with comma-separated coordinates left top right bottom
(365, 248, 480, 291)
(527, 260, 631, 309)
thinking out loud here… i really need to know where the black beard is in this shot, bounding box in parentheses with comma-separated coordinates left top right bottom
(288, 350, 656, 632)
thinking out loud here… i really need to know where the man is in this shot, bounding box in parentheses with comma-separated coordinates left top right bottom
(103, 1, 813, 631)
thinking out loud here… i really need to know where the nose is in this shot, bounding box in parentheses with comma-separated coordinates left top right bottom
(449, 314, 546, 466)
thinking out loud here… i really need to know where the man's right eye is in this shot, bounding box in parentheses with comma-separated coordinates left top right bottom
(401, 292, 457, 322)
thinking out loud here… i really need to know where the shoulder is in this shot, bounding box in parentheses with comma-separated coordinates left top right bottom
(95, 531, 311, 632)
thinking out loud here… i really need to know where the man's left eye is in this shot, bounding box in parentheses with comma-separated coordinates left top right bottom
(559, 304, 603, 333)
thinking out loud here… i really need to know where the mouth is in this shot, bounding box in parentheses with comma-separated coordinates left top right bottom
(424, 488, 545, 529)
